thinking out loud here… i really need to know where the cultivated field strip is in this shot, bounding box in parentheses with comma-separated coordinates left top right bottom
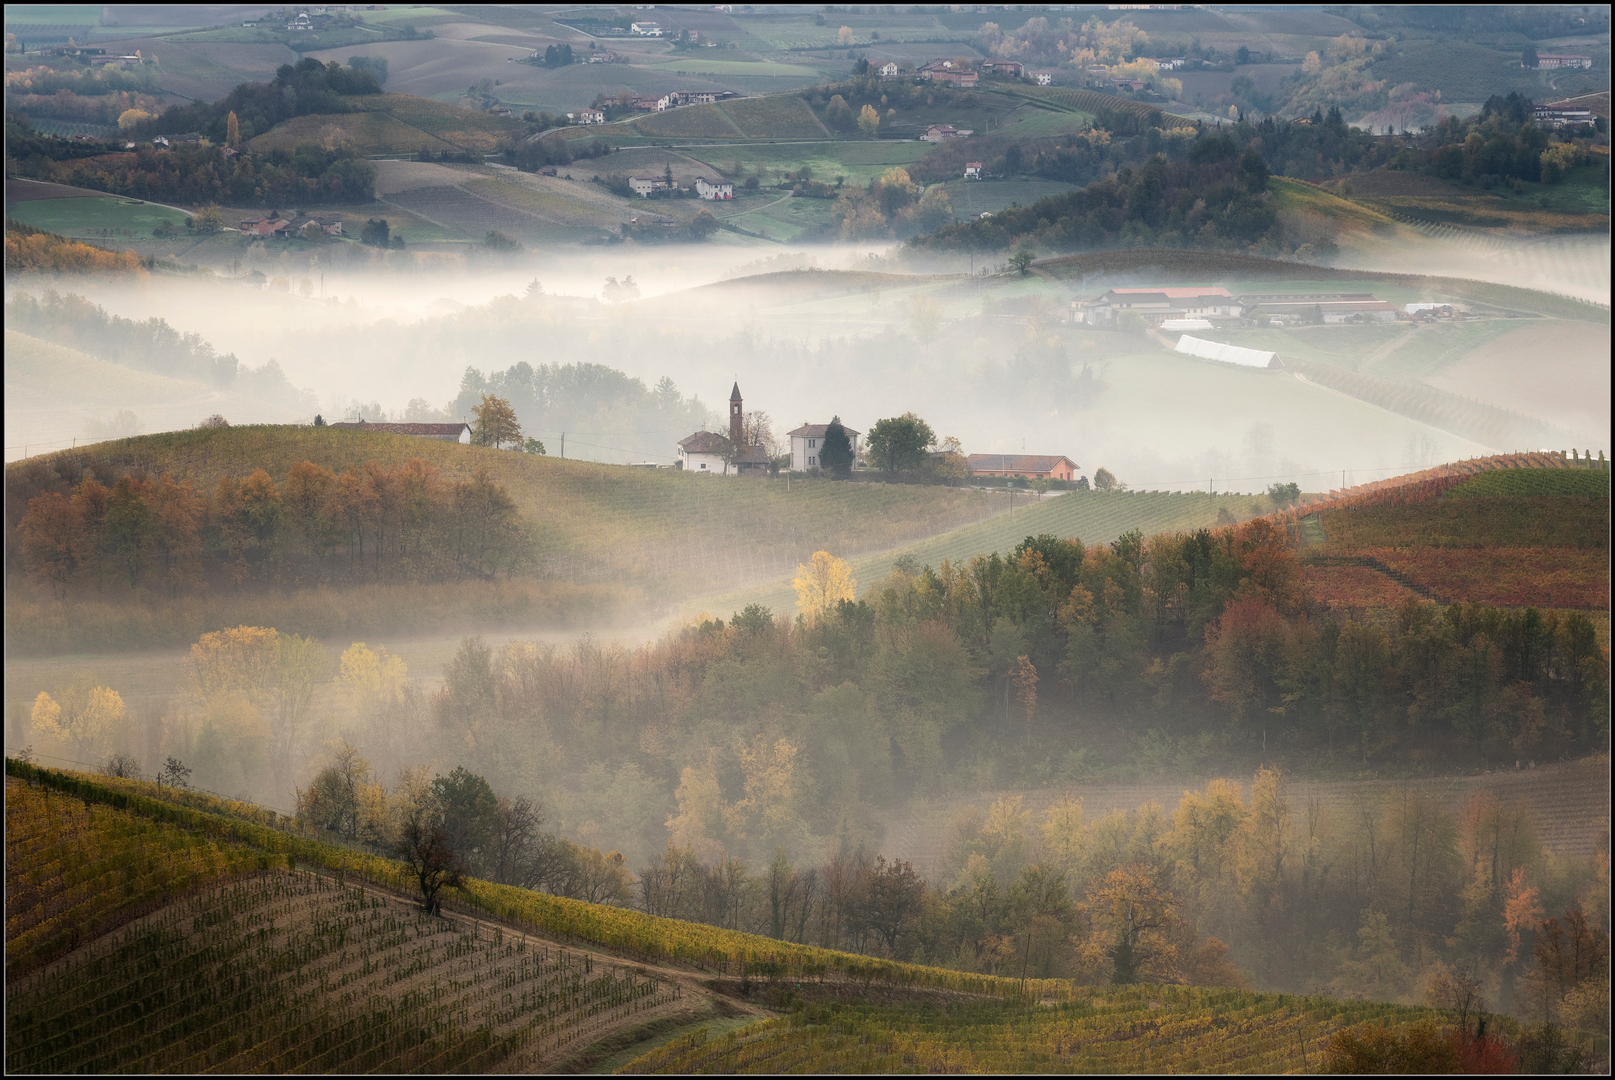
(621, 984, 1439, 1074)
(4, 870, 676, 1074)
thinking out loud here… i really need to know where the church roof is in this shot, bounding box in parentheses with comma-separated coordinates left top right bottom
(679, 430, 730, 453)
(730, 381, 742, 401)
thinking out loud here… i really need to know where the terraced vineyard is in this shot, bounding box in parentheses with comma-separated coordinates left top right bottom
(5, 780, 269, 978)
(5, 871, 675, 1073)
(620, 986, 1464, 1074)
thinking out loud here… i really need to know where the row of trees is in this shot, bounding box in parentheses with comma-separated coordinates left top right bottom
(4, 222, 145, 275)
(14, 459, 534, 598)
(11, 129, 376, 207)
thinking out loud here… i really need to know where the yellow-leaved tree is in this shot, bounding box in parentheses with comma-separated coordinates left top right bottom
(30, 680, 127, 763)
(226, 109, 240, 147)
(793, 550, 856, 621)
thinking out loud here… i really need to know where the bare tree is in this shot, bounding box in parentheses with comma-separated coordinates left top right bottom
(398, 818, 465, 916)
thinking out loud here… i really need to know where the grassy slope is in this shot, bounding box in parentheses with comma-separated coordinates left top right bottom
(12, 426, 1007, 603)
(249, 93, 526, 155)
(4, 760, 1490, 1077)
(681, 489, 1270, 625)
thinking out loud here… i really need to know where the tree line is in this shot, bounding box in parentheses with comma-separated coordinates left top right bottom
(4, 221, 145, 275)
(129, 57, 383, 145)
(13, 459, 535, 599)
(911, 132, 1278, 254)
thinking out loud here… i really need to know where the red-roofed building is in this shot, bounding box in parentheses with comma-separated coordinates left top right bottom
(967, 454, 1078, 481)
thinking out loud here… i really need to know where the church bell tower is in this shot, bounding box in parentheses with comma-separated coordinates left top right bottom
(729, 382, 743, 444)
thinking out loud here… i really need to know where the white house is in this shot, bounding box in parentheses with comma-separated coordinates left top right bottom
(677, 430, 731, 474)
(963, 161, 982, 179)
(788, 422, 860, 473)
(571, 108, 605, 124)
(1033, 70, 1054, 86)
(694, 177, 734, 200)
(878, 61, 899, 77)
(630, 21, 663, 36)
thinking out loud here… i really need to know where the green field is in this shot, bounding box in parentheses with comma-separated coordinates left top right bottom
(719, 94, 830, 139)
(5, 196, 188, 237)
(620, 988, 1462, 1074)
(687, 140, 930, 185)
(1448, 467, 1611, 498)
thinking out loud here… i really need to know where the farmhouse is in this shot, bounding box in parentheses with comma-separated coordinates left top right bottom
(1033, 71, 1054, 86)
(982, 60, 1024, 77)
(328, 419, 473, 443)
(694, 177, 734, 200)
(918, 60, 978, 87)
(1070, 287, 1241, 327)
(963, 162, 982, 178)
(571, 108, 606, 124)
(237, 216, 291, 237)
(678, 383, 768, 475)
(1148, 57, 1187, 70)
(967, 454, 1078, 481)
(285, 213, 344, 236)
(922, 124, 970, 142)
(632, 93, 671, 112)
(788, 422, 861, 473)
(630, 21, 663, 36)
(877, 61, 900, 77)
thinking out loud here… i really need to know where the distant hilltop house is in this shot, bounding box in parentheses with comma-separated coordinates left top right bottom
(571, 108, 606, 124)
(628, 175, 674, 197)
(633, 93, 671, 111)
(918, 61, 978, 87)
(238, 216, 290, 236)
(1032, 70, 1054, 86)
(967, 454, 1078, 481)
(1531, 54, 1592, 69)
(877, 61, 900, 77)
(678, 383, 768, 475)
(694, 176, 734, 200)
(922, 124, 971, 142)
(982, 59, 1024, 77)
(328, 419, 473, 443)
(788, 421, 861, 473)
(238, 213, 342, 237)
(963, 161, 982, 178)
(630, 21, 663, 36)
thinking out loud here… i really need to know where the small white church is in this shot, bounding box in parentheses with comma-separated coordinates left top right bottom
(677, 383, 769, 475)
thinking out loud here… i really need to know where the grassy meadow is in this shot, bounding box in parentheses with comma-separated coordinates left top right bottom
(3, 196, 189, 238)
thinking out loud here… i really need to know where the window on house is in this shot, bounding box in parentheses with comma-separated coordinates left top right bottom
(809, 456, 816, 467)
(809, 439, 816, 448)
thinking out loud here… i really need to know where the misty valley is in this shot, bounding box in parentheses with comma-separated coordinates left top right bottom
(4, 3, 1610, 1075)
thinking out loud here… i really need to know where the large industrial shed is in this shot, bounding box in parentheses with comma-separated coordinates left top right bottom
(1174, 335, 1283, 369)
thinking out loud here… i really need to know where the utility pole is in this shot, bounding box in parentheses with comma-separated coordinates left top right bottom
(561, 433, 565, 458)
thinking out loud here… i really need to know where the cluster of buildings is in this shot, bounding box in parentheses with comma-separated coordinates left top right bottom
(676, 385, 1078, 482)
(1068, 286, 1403, 328)
(922, 124, 973, 142)
(1082, 58, 1186, 92)
(237, 213, 344, 237)
(873, 58, 1054, 86)
(626, 175, 734, 200)
(569, 88, 737, 125)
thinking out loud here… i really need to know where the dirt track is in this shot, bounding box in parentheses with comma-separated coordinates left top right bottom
(882, 757, 1611, 880)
